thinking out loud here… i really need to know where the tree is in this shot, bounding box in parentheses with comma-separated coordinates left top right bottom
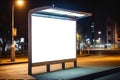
(0, 24, 11, 52)
(0, 0, 11, 52)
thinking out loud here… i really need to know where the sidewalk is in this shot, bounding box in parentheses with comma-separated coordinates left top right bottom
(0, 54, 120, 79)
(33, 66, 120, 80)
(0, 54, 28, 65)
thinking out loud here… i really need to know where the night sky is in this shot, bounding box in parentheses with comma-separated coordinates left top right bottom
(0, 0, 120, 42)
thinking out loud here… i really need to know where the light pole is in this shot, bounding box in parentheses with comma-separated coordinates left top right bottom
(98, 31, 102, 48)
(11, 0, 24, 62)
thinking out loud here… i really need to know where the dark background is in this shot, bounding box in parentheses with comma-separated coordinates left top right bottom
(0, 0, 120, 42)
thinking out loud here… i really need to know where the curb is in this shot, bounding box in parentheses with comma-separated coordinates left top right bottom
(0, 61, 28, 66)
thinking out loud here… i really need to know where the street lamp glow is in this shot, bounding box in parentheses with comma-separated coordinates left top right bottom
(98, 31, 101, 34)
(16, 0, 24, 6)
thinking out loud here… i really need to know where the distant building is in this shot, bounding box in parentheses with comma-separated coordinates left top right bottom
(106, 16, 120, 47)
(106, 16, 115, 44)
(79, 15, 120, 48)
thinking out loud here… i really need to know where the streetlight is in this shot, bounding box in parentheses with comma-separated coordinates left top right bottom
(98, 31, 101, 34)
(98, 31, 102, 48)
(76, 33, 80, 50)
(11, 0, 24, 62)
(16, 0, 24, 5)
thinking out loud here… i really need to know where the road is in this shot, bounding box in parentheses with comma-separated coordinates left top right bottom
(77, 54, 120, 67)
(0, 54, 120, 79)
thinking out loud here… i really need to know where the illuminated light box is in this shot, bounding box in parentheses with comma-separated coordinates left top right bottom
(32, 15, 76, 63)
(28, 6, 92, 74)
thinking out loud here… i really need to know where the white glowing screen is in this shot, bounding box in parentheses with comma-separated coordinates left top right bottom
(32, 15, 76, 63)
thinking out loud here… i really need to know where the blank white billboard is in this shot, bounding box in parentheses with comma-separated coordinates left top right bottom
(32, 15, 76, 63)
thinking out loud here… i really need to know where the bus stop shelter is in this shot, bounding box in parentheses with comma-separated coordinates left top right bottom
(28, 6, 92, 75)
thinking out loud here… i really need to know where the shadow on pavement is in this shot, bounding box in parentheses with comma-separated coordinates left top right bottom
(33, 67, 120, 80)
(71, 67, 120, 80)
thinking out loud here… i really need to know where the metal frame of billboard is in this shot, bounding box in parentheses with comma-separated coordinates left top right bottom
(28, 6, 92, 75)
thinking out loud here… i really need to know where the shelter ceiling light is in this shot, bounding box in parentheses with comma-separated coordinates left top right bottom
(41, 8, 86, 17)
(67, 13, 85, 17)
